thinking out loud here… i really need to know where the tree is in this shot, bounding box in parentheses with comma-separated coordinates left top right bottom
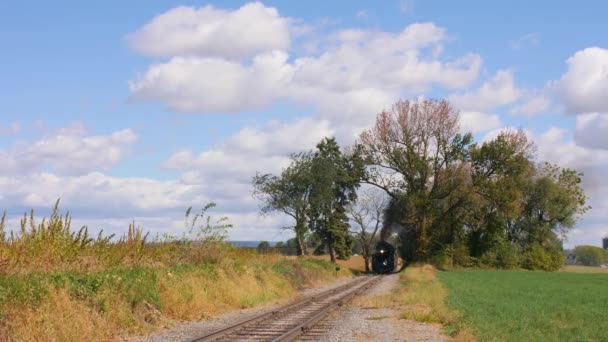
(308, 137, 362, 263)
(358, 98, 589, 268)
(252, 153, 314, 255)
(257, 241, 271, 254)
(359, 99, 472, 262)
(514, 163, 590, 248)
(347, 187, 388, 272)
(573, 245, 607, 266)
(466, 130, 536, 259)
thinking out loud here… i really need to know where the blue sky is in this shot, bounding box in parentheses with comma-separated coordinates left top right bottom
(0, 1, 607, 246)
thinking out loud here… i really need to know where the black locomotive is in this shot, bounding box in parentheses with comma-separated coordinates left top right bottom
(371, 240, 397, 274)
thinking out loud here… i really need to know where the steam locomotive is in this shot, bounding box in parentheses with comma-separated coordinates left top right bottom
(371, 240, 398, 274)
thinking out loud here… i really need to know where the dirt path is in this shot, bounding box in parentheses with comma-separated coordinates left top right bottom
(322, 274, 446, 342)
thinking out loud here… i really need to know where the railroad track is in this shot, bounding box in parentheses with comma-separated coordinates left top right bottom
(191, 275, 381, 342)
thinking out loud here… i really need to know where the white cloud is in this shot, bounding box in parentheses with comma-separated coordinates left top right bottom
(0, 123, 137, 176)
(129, 51, 292, 113)
(0, 172, 204, 215)
(126, 2, 291, 60)
(130, 18, 482, 119)
(450, 70, 521, 112)
(537, 127, 608, 169)
(509, 95, 550, 116)
(163, 117, 333, 184)
(556, 47, 608, 114)
(459, 111, 502, 134)
(574, 113, 608, 150)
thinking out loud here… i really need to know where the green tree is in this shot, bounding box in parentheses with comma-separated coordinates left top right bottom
(257, 241, 271, 254)
(466, 130, 535, 258)
(514, 163, 590, 248)
(308, 137, 362, 263)
(359, 99, 472, 262)
(573, 245, 607, 266)
(252, 153, 314, 255)
(359, 98, 589, 269)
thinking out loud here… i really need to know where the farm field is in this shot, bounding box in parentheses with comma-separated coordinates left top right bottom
(438, 269, 608, 341)
(560, 265, 608, 273)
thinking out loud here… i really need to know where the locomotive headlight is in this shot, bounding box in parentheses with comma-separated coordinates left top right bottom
(380, 249, 385, 254)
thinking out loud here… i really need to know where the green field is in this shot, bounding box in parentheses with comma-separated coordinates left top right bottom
(438, 270, 608, 341)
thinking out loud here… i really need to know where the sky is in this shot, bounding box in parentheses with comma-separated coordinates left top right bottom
(0, 1, 607, 247)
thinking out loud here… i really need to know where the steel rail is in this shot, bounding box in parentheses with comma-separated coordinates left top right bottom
(191, 275, 378, 342)
(272, 276, 380, 341)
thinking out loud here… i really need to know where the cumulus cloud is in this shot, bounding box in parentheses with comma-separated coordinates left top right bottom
(573, 113, 608, 150)
(556, 47, 608, 114)
(163, 117, 334, 184)
(459, 111, 502, 134)
(0, 172, 204, 215)
(129, 14, 482, 118)
(129, 51, 292, 113)
(0, 123, 137, 176)
(127, 2, 291, 60)
(509, 95, 550, 116)
(537, 127, 608, 169)
(450, 70, 521, 112)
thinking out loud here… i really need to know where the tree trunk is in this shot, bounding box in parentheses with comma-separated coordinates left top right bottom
(295, 219, 307, 256)
(362, 243, 371, 273)
(296, 233, 306, 256)
(329, 241, 337, 263)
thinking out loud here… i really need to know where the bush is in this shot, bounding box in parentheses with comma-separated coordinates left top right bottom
(521, 245, 564, 271)
(431, 244, 477, 269)
(480, 240, 520, 269)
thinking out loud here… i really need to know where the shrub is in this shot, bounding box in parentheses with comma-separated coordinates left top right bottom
(480, 240, 520, 269)
(521, 245, 564, 271)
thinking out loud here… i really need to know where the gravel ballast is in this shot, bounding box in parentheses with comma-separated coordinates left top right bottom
(319, 273, 446, 342)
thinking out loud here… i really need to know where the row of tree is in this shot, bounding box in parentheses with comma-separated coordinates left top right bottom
(253, 98, 590, 270)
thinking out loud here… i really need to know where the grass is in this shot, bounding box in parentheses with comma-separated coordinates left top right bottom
(0, 202, 354, 341)
(0, 254, 352, 341)
(438, 269, 608, 341)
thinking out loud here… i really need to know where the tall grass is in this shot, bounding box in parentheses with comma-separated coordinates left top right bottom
(0, 201, 352, 341)
(0, 200, 235, 274)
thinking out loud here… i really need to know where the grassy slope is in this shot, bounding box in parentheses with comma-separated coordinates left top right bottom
(439, 270, 608, 341)
(0, 255, 351, 341)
